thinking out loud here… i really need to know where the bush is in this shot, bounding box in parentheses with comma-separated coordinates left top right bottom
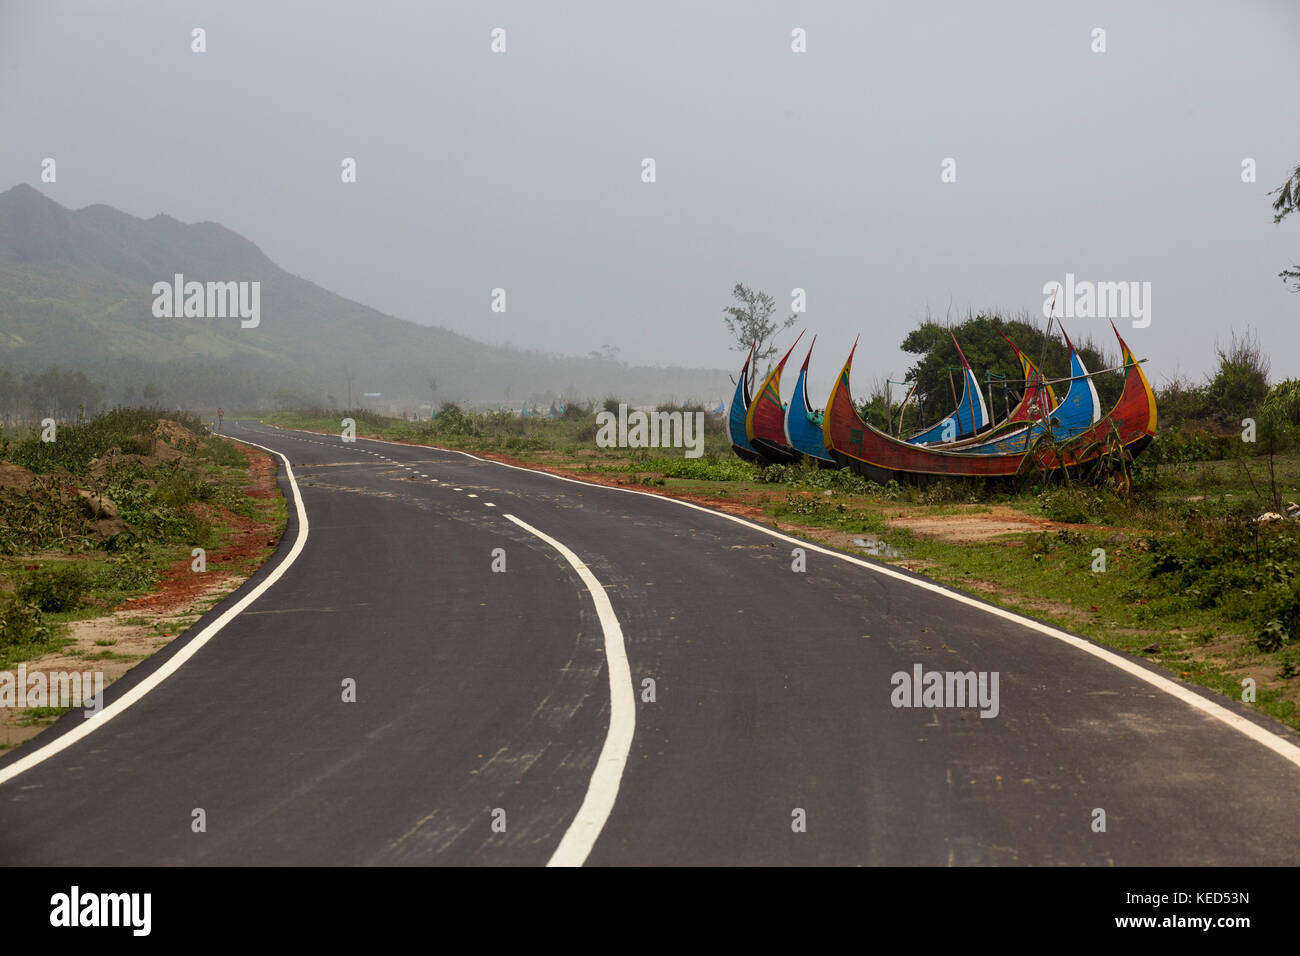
(0, 483, 92, 554)
(18, 563, 91, 612)
(0, 593, 49, 648)
(1255, 579, 1300, 649)
(1146, 518, 1300, 645)
(754, 461, 903, 498)
(85, 535, 157, 592)
(1258, 619, 1288, 652)
(1038, 488, 1096, 524)
(108, 474, 213, 545)
(653, 456, 756, 482)
(154, 464, 214, 507)
(430, 403, 481, 437)
(1146, 427, 1236, 466)
(1205, 329, 1269, 421)
(1155, 377, 1211, 426)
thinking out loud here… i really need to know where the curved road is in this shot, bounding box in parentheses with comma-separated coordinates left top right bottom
(3, 421, 1299, 866)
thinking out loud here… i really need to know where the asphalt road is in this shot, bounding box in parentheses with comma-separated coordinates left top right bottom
(3, 420, 1299, 865)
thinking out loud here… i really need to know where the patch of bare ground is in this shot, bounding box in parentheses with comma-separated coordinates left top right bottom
(884, 503, 1147, 545)
(887, 505, 1050, 542)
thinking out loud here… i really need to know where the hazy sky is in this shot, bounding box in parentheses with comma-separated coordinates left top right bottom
(2, 0, 1297, 395)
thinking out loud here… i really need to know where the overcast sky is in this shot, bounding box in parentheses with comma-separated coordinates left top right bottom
(2, 0, 1297, 393)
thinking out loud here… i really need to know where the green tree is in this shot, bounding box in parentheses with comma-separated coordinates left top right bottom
(1255, 379, 1300, 510)
(721, 283, 796, 367)
(899, 312, 1117, 429)
(1205, 329, 1269, 421)
(1270, 163, 1300, 291)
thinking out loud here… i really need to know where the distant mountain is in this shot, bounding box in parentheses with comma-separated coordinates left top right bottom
(0, 184, 730, 409)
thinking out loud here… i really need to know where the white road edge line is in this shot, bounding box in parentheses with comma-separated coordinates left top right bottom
(0, 435, 309, 787)
(504, 513, 636, 868)
(332, 430, 1300, 771)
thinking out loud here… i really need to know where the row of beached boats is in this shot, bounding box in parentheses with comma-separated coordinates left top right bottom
(728, 321, 1157, 484)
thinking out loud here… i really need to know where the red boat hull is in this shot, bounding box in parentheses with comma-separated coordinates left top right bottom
(823, 327, 1157, 483)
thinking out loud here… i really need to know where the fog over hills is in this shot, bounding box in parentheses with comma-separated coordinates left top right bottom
(0, 184, 731, 411)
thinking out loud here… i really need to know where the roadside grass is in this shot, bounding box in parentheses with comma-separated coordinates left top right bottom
(0, 410, 286, 670)
(16, 705, 70, 728)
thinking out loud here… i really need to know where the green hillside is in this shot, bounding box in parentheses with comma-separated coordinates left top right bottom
(0, 184, 729, 410)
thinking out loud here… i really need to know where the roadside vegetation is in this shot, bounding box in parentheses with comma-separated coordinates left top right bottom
(0, 408, 285, 739)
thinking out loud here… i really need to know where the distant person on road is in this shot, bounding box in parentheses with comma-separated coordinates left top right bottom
(217, 407, 224, 435)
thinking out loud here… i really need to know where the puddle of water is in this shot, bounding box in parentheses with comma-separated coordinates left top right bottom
(853, 537, 903, 558)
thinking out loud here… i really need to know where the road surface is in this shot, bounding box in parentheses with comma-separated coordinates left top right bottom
(3, 420, 1298, 865)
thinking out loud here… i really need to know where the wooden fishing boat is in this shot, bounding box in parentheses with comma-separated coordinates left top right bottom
(899, 332, 1052, 447)
(928, 326, 1101, 456)
(906, 335, 990, 444)
(727, 343, 764, 463)
(999, 329, 1057, 425)
(822, 323, 1155, 483)
(783, 338, 836, 466)
(746, 333, 804, 464)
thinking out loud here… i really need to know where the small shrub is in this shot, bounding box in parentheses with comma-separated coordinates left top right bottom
(0, 593, 51, 648)
(95, 552, 157, 592)
(1039, 488, 1095, 524)
(430, 403, 481, 437)
(18, 563, 91, 612)
(1257, 619, 1287, 652)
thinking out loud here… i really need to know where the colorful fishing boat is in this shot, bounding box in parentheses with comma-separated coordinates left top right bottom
(784, 337, 836, 466)
(822, 323, 1155, 483)
(898, 332, 1052, 447)
(727, 343, 764, 463)
(906, 335, 990, 445)
(931, 326, 1101, 456)
(746, 333, 804, 464)
(999, 329, 1057, 425)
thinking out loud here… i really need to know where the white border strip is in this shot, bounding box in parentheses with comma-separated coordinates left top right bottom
(0, 435, 309, 786)
(336, 428, 1300, 772)
(503, 514, 635, 868)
